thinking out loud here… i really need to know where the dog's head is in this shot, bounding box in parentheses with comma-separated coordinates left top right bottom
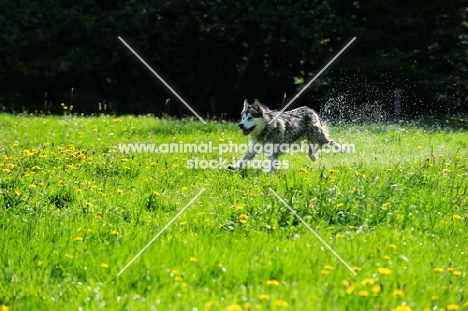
(238, 99, 267, 136)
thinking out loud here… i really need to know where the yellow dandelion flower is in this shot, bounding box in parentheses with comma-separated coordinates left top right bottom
(431, 296, 438, 301)
(351, 266, 361, 271)
(447, 267, 454, 272)
(275, 300, 288, 307)
(320, 269, 329, 275)
(182, 186, 188, 191)
(180, 221, 187, 226)
(389, 243, 397, 249)
(189, 257, 198, 262)
(434, 267, 444, 273)
(341, 280, 350, 287)
(396, 306, 412, 311)
(336, 203, 344, 208)
(171, 269, 179, 275)
(0, 305, 11, 311)
(346, 285, 357, 295)
(73, 236, 83, 241)
(101, 263, 109, 269)
(28, 184, 37, 189)
(383, 255, 391, 260)
(259, 294, 270, 301)
(110, 230, 120, 235)
(453, 214, 462, 220)
(174, 276, 183, 282)
(393, 289, 404, 297)
(447, 304, 460, 311)
(382, 202, 392, 209)
(324, 265, 334, 270)
(361, 278, 375, 286)
(371, 285, 381, 294)
(266, 279, 279, 286)
(336, 233, 343, 239)
(378, 267, 391, 275)
(463, 302, 468, 308)
(37, 260, 44, 266)
(235, 205, 244, 210)
(358, 290, 369, 297)
(243, 302, 251, 309)
(227, 304, 242, 311)
(117, 189, 123, 195)
(153, 191, 160, 196)
(452, 271, 462, 276)
(85, 202, 92, 208)
(205, 301, 214, 307)
(239, 214, 249, 224)
(328, 169, 339, 173)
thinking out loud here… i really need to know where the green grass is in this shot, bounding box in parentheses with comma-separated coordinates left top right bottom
(0, 113, 467, 311)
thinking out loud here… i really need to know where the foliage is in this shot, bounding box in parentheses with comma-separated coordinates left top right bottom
(0, 0, 467, 116)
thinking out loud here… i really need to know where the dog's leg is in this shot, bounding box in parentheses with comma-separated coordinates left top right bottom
(308, 144, 320, 162)
(307, 126, 342, 158)
(228, 141, 257, 170)
(267, 153, 280, 172)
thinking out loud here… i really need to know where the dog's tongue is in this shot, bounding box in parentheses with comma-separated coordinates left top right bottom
(243, 129, 250, 135)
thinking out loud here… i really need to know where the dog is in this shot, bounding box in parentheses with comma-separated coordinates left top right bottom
(228, 99, 341, 172)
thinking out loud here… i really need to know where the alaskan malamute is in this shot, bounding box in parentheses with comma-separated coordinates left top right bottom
(228, 99, 341, 172)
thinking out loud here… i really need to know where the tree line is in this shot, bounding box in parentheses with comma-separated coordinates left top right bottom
(0, 0, 466, 119)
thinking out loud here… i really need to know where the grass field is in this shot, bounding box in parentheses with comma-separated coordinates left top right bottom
(0, 113, 467, 311)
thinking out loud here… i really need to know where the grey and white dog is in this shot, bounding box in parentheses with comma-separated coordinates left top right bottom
(228, 99, 341, 172)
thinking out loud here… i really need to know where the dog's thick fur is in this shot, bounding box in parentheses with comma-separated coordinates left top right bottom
(228, 99, 341, 172)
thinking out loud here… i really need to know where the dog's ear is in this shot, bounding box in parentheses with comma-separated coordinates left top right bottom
(253, 99, 265, 112)
(243, 99, 249, 110)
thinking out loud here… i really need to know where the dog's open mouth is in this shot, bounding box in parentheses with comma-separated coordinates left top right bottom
(242, 127, 255, 135)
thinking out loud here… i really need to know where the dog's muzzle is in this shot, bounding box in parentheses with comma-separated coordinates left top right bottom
(239, 123, 255, 135)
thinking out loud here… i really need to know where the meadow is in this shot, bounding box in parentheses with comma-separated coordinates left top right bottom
(0, 113, 467, 311)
